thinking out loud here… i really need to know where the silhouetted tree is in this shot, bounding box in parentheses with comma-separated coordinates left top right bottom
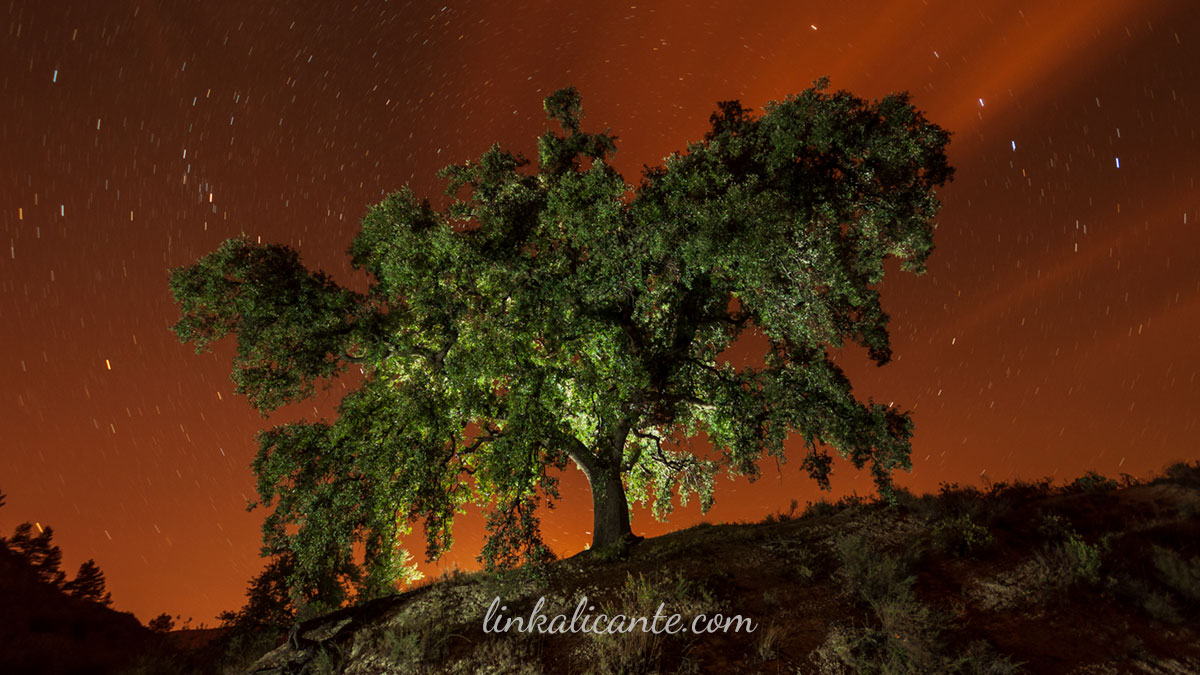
(170, 80, 952, 600)
(218, 554, 297, 633)
(147, 613, 176, 633)
(63, 558, 113, 606)
(8, 523, 66, 588)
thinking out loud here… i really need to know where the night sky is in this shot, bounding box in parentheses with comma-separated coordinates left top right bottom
(3, 0, 1198, 626)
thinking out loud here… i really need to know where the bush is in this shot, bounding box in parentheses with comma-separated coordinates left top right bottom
(836, 535, 916, 607)
(811, 622, 917, 675)
(1151, 546, 1200, 603)
(763, 499, 800, 524)
(931, 483, 987, 521)
(147, 613, 176, 633)
(1030, 533, 1105, 593)
(587, 572, 718, 674)
(1141, 590, 1182, 624)
(931, 515, 994, 558)
(1069, 471, 1118, 493)
(754, 622, 787, 662)
(381, 599, 453, 671)
(1035, 514, 1072, 542)
(950, 641, 1025, 674)
(1062, 535, 1104, 586)
(811, 617, 1022, 675)
(1161, 461, 1200, 487)
(804, 499, 839, 519)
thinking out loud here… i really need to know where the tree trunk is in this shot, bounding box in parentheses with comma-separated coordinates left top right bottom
(587, 468, 635, 552)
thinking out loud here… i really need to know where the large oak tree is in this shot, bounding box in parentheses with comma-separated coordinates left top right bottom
(170, 80, 952, 600)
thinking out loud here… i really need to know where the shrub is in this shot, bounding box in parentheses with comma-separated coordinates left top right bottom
(812, 622, 1023, 675)
(587, 572, 718, 674)
(811, 621, 915, 675)
(931, 515, 994, 558)
(1030, 532, 1105, 592)
(932, 483, 987, 521)
(804, 499, 839, 519)
(308, 644, 343, 675)
(1161, 461, 1200, 487)
(1035, 513, 1072, 542)
(950, 641, 1025, 674)
(836, 535, 916, 607)
(1142, 590, 1182, 624)
(763, 499, 800, 524)
(375, 595, 456, 672)
(1062, 535, 1104, 586)
(1069, 471, 1118, 493)
(754, 622, 787, 662)
(1151, 546, 1200, 603)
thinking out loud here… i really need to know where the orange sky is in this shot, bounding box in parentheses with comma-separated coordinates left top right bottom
(2, 0, 1197, 624)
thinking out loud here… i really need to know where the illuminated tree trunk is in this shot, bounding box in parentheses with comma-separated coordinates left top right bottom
(588, 467, 634, 551)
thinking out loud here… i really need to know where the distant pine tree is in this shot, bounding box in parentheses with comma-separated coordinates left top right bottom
(64, 558, 113, 606)
(7, 523, 66, 588)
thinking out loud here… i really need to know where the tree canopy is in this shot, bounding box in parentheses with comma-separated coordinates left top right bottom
(170, 79, 952, 602)
(63, 558, 113, 606)
(7, 522, 67, 588)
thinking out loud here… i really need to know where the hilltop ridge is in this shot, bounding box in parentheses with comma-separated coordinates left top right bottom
(235, 462, 1200, 674)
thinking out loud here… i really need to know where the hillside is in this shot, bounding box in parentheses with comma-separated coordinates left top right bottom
(243, 463, 1200, 674)
(0, 544, 161, 674)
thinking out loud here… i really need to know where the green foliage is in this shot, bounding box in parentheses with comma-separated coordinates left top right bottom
(931, 514, 993, 558)
(169, 82, 953, 602)
(1068, 471, 1118, 493)
(1035, 513, 1073, 542)
(169, 238, 363, 413)
(836, 534, 916, 607)
(1030, 531, 1106, 592)
(1061, 534, 1104, 586)
(380, 600, 454, 671)
(308, 644, 343, 675)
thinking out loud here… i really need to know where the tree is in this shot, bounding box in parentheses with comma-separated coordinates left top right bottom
(147, 613, 176, 633)
(170, 80, 952, 600)
(218, 554, 298, 633)
(8, 522, 67, 588)
(63, 558, 113, 606)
